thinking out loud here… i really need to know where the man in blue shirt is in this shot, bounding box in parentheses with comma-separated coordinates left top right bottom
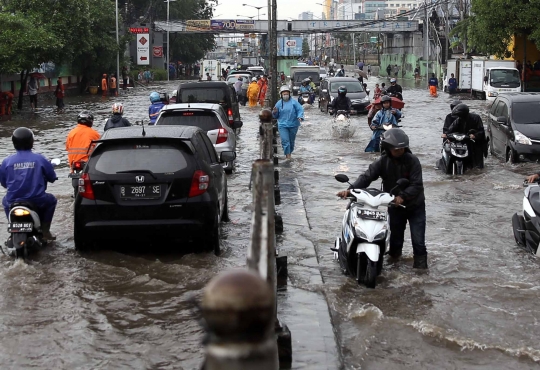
(148, 91, 165, 125)
(429, 73, 439, 97)
(0, 128, 58, 240)
(448, 73, 458, 94)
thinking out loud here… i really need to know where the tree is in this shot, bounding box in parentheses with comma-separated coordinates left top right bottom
(302, 38, 310, 58)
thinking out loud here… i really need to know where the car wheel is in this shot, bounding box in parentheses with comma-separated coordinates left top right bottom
(507, 147, 518, 164)
(206, 213, 221, 255)
(225, 164, 233, 175)
(74, 224, 90, 251)
(222, 192, 230, 222)
(489, 134, 494, 155)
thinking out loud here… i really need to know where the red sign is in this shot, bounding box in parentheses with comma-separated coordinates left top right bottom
(153, 47, 163, 58)
(139, 36, 148, 45)
(140, 56, 148, 61)
(130, 27, 150, 34)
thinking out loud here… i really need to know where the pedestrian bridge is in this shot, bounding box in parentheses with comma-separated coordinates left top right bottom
(154, 19, 419, 34)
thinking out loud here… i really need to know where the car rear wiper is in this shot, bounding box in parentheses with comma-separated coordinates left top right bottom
(116, 169, 157, 179)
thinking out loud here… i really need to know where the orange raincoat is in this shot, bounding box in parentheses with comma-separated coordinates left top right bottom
(247, 81, 260, 107)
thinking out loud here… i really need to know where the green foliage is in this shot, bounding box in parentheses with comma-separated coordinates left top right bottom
(150, 68, 168, 81)
(465, 0, 540, 58)
(302, 38, 310, 58)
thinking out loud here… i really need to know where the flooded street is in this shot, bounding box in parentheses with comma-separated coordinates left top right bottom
(0, 78, 539, 369)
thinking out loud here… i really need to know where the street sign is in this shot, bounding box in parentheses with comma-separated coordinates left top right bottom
(153, 46, 163, 58)
(137, 34, 150, 65)
(285, 40, 296, 48)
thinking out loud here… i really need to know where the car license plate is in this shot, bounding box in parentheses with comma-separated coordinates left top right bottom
(119, 185, 161, 200)
(8, 222, 33, 233)
(357, 209, 387, 221)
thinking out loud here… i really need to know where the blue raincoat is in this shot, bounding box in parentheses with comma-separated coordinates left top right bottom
(365, 108, 399, 152)
(273, 98, 304, 155)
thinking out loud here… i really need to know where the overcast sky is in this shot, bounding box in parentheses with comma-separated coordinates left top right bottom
(213, 0, 324, 20)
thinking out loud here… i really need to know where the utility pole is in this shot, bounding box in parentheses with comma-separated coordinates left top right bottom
(268, 0, 278, 107)
(425, 0, 430, 82)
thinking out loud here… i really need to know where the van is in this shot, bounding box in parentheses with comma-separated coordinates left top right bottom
(177, 81, 242, 132)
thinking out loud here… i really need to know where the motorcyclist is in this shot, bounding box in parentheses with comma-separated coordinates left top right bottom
(443, 103, 487, 169)
(365, 95, 398, 152)
(104, 103, 131, 132)
(66, 111, 101, 171)
(337, 129, 427, 269)
(308, 76, 316, 91)
(148, 91, 165, 125)
(329, 85, 352, 115)
(299, 79, 314, 105)
(443, 99, 462, 136)
(386, 78, 403, 100)
(0, 128, 58, 241)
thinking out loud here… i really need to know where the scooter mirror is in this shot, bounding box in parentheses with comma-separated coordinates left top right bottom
(50, 158, 61, 166)
(335, 174, 350, 183)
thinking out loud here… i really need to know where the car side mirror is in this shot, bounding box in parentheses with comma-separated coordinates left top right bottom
(335, 174, 350, 183)
(322, 89, 328, 93)
(496, 116, 508, 125)
(220, 151, 236, 163)
(232, 120, 243, 129)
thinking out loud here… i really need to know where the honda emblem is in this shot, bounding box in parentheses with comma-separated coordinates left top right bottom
(135, 176, 145, 183)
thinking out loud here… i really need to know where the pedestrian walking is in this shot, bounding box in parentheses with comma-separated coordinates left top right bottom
(393, 64, 399, 77)
(367, 64, 371, 77)
(428, 73, 439, 97)
(122, 66, 128, 90)
(247, 78, 260, 107)
(272, 86, 304, 160)
(101, 74, 108, 97)
(54, 78, 65, 113)
(27, 76, 39, 110)
(144, 68, 151, 85)
(109, 74, 117, 96)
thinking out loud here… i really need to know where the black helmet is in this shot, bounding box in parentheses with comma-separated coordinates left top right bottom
(77, 111, 94, 127)
(450, 99, 462, 110)
(12, 127, 34, 151)
(338, 85, 347, 96)
(381, 95, 392, 106)
(381, 128, 409, 151)
(451, 103, 469, 119)
(308, 76, 313, 81)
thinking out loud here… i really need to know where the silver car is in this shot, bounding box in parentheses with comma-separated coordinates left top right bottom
(155, 103, 242, 174)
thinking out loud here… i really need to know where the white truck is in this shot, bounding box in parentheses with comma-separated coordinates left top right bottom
(443, 59, 472, 93)
(201, 60, 222, 81)
(470, 59, 521, 100)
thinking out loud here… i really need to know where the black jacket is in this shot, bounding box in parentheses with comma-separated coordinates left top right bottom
(104, 114, 132, 131)
(386, 84, 403, 95)
(330, 95, 352, 112)
(447, 112, 487, 167)
(349, 149, 425, 207)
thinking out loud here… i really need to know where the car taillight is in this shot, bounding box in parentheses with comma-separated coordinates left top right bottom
(78, 173, 95, 200)
(227, 108, 233, 124)
(216, 128, 228, 144)
(189, 170, 209, 197)
(73, 161, 86, 171)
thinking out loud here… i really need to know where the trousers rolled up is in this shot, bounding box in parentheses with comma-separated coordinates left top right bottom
(3, 193, 57, 223)
(278, 126, 299, 155)
(388, 200, 427, 257)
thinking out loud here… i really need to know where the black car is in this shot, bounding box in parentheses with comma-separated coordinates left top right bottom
(177, 81, 242, 129)
(73, 126, 235, 254)
(318, 77, 371, 114)
(487, 92, 540, 163)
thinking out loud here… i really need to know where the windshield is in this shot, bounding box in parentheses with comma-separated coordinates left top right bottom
(94, 144, 188, 174)
(178, 88, 227, 104)
(329, 81, 364, 93)
(226, 75, 249, 84)
(512, 102, 540, 124)
(320, 68, 326, 74)
(490, 69, 521, 88)
(156, 111, 222, 131)
(293, 72, 318, 83)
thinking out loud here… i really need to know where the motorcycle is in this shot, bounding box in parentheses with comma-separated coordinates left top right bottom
(331, 174, 409, 288)
(2, 158, 61, 259)
(68, 160, 86, 198)
(438, 130, 476, 175)
(512, 179, 540, 256)
(331, 110, 355, 138)
(299, 92, 311, 105)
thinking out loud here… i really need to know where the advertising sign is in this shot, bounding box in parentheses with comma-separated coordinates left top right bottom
(285, 40, 297, 48)
(277, 37, 302, 57)
(186, 20, 211, 31)
(210, 19, 255, 31)
(137, 34, 150, 65)
(129, 27, 149, 34)
(153, 46, 163, 58)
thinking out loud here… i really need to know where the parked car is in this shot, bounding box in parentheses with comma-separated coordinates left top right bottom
(73, 126, 235, 254)
(487, 92, 540, 163)
(155, 103, 241, 173)
(247, 66, 265, 76)
(176, 81, 242, 130)
(318, 77, 371, 114)
(228, 70, 254, 79)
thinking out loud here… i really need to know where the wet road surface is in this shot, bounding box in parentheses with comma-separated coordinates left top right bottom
(0, 79, 538, 369)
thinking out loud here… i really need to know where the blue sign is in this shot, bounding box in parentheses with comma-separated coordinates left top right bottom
(277, 37, 303, 57)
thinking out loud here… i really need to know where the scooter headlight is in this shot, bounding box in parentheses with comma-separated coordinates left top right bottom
(373, 230, 387, 241)
(354, 227, 367, 240)
(453, 134, 466, 141)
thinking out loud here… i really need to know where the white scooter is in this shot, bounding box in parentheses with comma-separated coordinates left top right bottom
(512, 179, 540, 256)
(331, 110, 355, 138)
(331, 174, 409, 288)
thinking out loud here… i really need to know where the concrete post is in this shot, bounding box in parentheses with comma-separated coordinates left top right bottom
(201, 270, 278, 370)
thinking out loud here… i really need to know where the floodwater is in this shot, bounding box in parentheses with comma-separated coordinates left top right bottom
(0, 78, 538, 369)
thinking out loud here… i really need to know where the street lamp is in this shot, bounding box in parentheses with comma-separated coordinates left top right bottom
(242, 4, 266, 20)
(115, 0, 119, 94)
(165, 0, 177, 82)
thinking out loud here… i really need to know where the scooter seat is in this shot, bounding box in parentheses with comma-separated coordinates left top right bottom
(528, 187, 540, 216)
(10, 201, 36, 210)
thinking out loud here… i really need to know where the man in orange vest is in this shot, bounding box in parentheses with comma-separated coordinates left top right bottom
(66, 111, 101, 170)
(101, 74, 108, 96)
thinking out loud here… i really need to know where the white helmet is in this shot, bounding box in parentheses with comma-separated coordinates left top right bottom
(279, 85, 290, 94)
(172, 89, 177, 97)
(252, 77, 257, 82)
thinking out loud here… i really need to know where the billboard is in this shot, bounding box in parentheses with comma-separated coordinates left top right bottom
(277, 37, 303, 57)
(186, 20, 211, 31)
(136, 34, 150, 65)
(210, 19, 255, 31)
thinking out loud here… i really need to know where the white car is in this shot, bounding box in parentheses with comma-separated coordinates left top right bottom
(319, 67, 327, 80)
(247, 66, 265, 76)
